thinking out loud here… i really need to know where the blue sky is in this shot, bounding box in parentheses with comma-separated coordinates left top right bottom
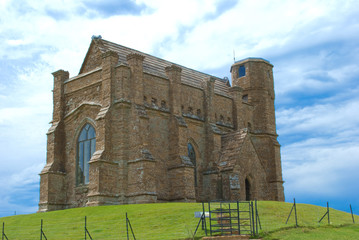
(0, 0, 358, 217)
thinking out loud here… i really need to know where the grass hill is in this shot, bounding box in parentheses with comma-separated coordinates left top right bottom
(0, 201, 358, 239)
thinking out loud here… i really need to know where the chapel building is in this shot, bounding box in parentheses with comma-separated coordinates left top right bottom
(39, 37, 285, 212)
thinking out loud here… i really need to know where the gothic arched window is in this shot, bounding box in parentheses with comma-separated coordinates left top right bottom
(188, 143, 197, 187)
(77, 124, 96, 185)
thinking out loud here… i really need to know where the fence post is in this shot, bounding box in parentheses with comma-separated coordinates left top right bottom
(193, 212, 205, 237)
(286, 199, 294, 224)
(202, 202, 207, 235)
(2, 222, 9, 240)
(40, 219, 42, 240)
(40, 219, 47, 240)
(294, 198, 298, 227)
(126, 212, 136, 240)
(254, 200, 258, 235)
(85, 216, 87, 240)
(319, 201, 330, 224)
(251, 201, 255, 236)
(350, 204, 355, 223)
(286, 198, 298, 227)
(255, 199, 262, 232)
(327, 202, 330, 225)
(84, 216, 93, 240)
(126, 213, 129, 240)
(237, 201, 240, 235)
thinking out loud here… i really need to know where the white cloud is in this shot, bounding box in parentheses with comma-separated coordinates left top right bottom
(283, 141, 359, 197)
(153, 0, 359, 70)
(277, 94, 359, 137)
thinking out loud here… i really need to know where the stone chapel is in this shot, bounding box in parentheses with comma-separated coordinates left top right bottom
(39, 37, 285, 212)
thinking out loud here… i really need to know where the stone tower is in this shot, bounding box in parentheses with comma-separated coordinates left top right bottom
(230, 58, 284, 200)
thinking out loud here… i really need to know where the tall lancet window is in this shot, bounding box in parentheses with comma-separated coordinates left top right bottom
(77, 124, 96, 185)
(188, 143, 197, 187)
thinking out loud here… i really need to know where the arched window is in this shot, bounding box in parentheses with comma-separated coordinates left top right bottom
(77, 124, 96, 185)
(187, 143, 197, 187)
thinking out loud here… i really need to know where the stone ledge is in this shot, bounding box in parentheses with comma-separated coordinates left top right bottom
(128, 158, 156, 164)
(89, 158, 119, 165)
(64, 67, 101, 83)
(39, 170, 66, 176)
(125, 192, 157, 197)
(87, 192, 119, 198)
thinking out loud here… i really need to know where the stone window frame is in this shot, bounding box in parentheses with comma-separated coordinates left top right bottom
(238, 65, 246, 77)
(187, 139, 199, 188)
(188, 107, 193, 115)
(161, 100, 167, 108)
(242, 94, 248, 103)
(75, 120, 97, 186)
(151, 97, 157, 106)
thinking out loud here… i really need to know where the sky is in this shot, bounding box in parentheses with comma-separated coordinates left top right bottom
(0, 0, 358, 217)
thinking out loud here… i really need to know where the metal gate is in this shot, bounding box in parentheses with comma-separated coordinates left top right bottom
(207, 201, 259, 236)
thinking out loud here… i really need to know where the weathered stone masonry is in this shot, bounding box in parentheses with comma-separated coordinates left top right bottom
(39, 37, 285, 212)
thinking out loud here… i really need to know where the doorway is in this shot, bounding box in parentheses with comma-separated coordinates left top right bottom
(245, 178, 251, 201)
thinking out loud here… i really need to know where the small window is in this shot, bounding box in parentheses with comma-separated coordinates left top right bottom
(196, 109, 201, 117)
(242, 94, 248, 102)
(151, 98, 157, 106)
(161, 100, 166, 108)
(188, 107, 193, 114)
(238, 65, 245, 77)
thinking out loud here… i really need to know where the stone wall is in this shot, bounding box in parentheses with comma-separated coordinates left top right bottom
(38, 39, 284, 212)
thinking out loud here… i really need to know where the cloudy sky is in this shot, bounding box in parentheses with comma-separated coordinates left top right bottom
(0, 0, 358, 217)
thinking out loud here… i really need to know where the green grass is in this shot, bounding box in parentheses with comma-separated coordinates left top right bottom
(261, 224, 359, 240)
(0, 201, 357, 239)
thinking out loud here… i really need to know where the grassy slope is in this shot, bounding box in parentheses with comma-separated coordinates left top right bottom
(0, 201, 357, 240)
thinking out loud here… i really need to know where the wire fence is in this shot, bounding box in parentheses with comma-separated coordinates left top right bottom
(1, 213, 200, 239)
(0, 201, 357, 240)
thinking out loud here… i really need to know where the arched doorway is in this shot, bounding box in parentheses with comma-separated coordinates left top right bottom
(245, 178, 251, 201)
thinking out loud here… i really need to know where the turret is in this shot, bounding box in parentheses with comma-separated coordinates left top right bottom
(231, 58, 284, 201)
(231, 58, 276, 135)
